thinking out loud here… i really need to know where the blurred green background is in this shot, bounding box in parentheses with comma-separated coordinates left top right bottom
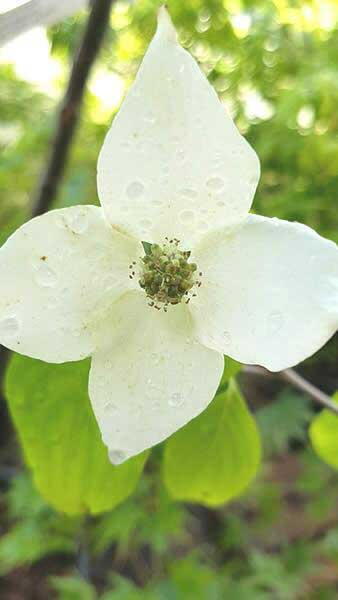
(0, 0, 337, 598)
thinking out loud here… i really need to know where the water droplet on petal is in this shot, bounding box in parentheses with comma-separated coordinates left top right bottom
(180, 188, 197, 199)
(65, 211, 89, 234)
(169, 392, 184, 408)
(151, 352, 160, 365)
(34, 262, 58, 287)
(197, 221, 209, 232)
(121, 140, 131, 151)
(268, 311, 284, 334)
(109, 449, 126, 464)
(223, 331, 232, 345)
(55, 214, 66, 228)
(248, 174, 257, 186)
(146, 379, 159, 401)
(126, 181, 145, 200)
(144, 111, 156, 124)
(103, 402, 117, 414)
(206, 176, 224, 191)
(139, 218, 153, 229)
(0, 316, 19, 337)
(105, 275, 118, 291)
(179, 209, 195, 224)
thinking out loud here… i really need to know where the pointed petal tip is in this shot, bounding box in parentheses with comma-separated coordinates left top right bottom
(108, 448, 129, 465)
(157, 5, 177, 42)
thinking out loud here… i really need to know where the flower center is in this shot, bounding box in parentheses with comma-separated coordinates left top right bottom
(131, 238, 202, 311)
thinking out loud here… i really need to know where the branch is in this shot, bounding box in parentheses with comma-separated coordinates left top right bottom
(0, 0, 88, 47)
(244, 366, 338, 415)
(0, 0, 115, 399)
(32, 0, 115, 216)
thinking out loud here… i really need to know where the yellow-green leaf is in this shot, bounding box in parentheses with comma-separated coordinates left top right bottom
(163, 379, 261, 507)
(309, 392, 338, 469)
(5, 355, 148, 515)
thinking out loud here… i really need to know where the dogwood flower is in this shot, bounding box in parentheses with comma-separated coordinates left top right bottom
(0, 8, 337, 465)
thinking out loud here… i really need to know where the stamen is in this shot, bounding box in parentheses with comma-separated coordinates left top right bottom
(137, 238, 202, 311)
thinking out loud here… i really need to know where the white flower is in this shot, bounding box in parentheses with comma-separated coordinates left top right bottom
(0, 8, 337, 464)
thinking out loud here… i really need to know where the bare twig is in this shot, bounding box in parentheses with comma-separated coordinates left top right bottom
(0, 0, 114, 399)
(32, 0, 115, 216)
(244, 365, 338, 415)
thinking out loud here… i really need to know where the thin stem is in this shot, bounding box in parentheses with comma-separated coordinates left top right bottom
(244, 365, 338, 415)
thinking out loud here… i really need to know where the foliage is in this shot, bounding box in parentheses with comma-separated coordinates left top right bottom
(309, 393, 338, 469)
(0, 474, 78, 575)
(257, 390, 314, 455)
(163, 379, 261, 506)
(5, 355, 148, 515)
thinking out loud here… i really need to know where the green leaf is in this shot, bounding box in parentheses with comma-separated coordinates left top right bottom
(218, 356, 242, 391)
(0, 474, 77, 575)
(309, 393, 338, 469)
(163, 380, 261, 506)
(5, 356, 148, 515)
(256, 391, 314, 456)
(50, 575, 97, 600)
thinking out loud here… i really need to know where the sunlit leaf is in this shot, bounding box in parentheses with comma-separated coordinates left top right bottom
(163, 380, 261, 506)
(50, 575, 96, 600)
(218, 356, 242, 390)
(5, 355, 148, 515)
(309, 393, 338, 470)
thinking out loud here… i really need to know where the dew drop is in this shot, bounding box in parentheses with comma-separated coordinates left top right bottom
(268, 311, 284, 334)
(126, 181, 145, 200)
(248, 174, 257, 186)
(151, 352, 161, 365)
(34, 262, 58, 287)
(121, 140, 132, 151)
(103, 402, 117, 414)
(223, 331, 232, 345)
(139, 218, 153, 229)
(180, 188, 197, 199)
(169, 392, 184, 408)
(206, 176, 224, 191)
(146, 379, 159, 401)
(105, 275, 118, 290)
(65, 211, 89, 234)
(55, 214, 66, 229)
(109, 449, 126, 465)
(197, 221, 209, 232)
(0, 316, 19, 337)
(179, 209, 196, 224)
(176, 149, 185, 162)
(47, 297, 58, 309)
(144, 111, 156, 124)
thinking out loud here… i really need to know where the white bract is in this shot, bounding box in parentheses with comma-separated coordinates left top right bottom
(1, 8, 337, 464)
